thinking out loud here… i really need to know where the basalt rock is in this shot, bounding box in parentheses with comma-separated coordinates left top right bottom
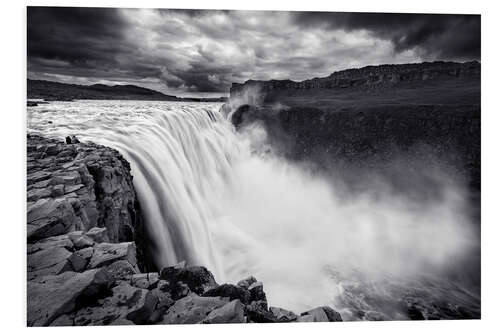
(27, 268, 113, 326)
(159, 265, 217, 296)
(27, 256, 344, 326)
(26, 134, 344, 326)
(203, 283, 251, 304)
(270, 306, 298, 322)
(299, 306, 343, 322)
(27, 134, 149, 271)
(202, 299, 246, 324)
(161, 294, 228, 324)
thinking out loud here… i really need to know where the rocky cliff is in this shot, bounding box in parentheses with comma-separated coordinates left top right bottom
(228, 61, 480, 108)
(224, 61, 481, 192)
(26, 134, 342, 326)
(27, 134, 148, 268)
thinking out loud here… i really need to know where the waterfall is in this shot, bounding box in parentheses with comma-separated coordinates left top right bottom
(27, 101, 243, 278)
(27, 100, 479, 318)
(108, 107, 242, 277)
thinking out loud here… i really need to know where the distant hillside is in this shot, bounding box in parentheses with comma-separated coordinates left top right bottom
(224, 61, 481, 191)
(27, 79, 227, 102)
(228, 61, 480, 109)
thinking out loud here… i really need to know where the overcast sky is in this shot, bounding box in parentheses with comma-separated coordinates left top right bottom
(27, 7, 480, 97)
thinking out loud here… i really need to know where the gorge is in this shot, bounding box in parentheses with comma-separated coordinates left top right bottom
(26, 61, 481, 325)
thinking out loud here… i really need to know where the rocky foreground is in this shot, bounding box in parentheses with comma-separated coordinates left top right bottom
(27, 134, 342, 326)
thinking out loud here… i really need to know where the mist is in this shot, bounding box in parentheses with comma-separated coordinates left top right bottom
(209, 122, 478, 318)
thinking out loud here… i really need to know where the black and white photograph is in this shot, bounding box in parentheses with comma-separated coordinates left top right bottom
(20, 2, 485, 328)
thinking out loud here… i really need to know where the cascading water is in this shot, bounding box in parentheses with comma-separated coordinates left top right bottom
(27, 100, 480, 320)
(28, 100, 242, 279)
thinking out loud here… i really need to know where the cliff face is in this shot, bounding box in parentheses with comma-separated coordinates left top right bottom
(225, 61, 481, 192)
(26, 134, 342, 326)
(228, 61, 480, 108)
(27, 135, 147, 259)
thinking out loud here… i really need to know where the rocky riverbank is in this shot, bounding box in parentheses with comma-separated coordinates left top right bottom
(26, 134, 343, 326)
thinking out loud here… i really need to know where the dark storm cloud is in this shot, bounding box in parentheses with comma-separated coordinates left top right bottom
(292, 12, 480, 59)
(28, 7, 129, 66)
(27, 7, 480, 94)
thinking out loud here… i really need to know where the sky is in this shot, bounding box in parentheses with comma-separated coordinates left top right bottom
(27, 7, 480, 97)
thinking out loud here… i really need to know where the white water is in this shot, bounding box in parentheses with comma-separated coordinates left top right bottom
(27, 100, 479, 319)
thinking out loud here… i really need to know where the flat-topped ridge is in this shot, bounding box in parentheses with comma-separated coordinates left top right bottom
(229, 61, 480, 98)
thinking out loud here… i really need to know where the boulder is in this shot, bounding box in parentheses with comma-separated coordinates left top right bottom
(88, 242, 137, 269)
(86, 227, 110, 243)
(64, 184, 84, 193)
(27, 234, 73, 254)
(302, 308, 328, 322)
(28, 170, 52, 185)
(126, 290, 160, 324)
(320, 306, 343, 322)
(237, 276, 257, 289)
(27, 268, 113, 326)
(67, 247, 94, 272)
(269, 306, 298, 322)
(102, 260, 138, 281)
(297, 314, 316, 322)
(170, 281, 191, 300)
(299, 306, 342, 322)
(73, 306, 124, 326)
(52, 184, 65, 197)
(65, 135, 80, 144)
(149, 288, 175, 322)
(27, 246, 72, 280)
(159, 265, 217, 296)
(71, 234, 95, 250)
(72, 282, 149, 326)
(131, 272, 159, 290)
(248, 281, 267, 307)
(203, 283, 251, 304)
(203, 299, 246, 324)
(245, 302, 278, 323)
(27, 187, 52, 202)
(27, 198, 79, 241)
(107, 282, 146, 307)
(161, 294, 228, 324)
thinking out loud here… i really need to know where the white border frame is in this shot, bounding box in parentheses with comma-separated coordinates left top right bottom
(2, 1, 497, 332)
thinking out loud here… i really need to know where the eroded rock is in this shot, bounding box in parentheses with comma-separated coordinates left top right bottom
(203, 283, 251, 304)
(131, 272, 159, 290)
(88, 242, 137, 269)
(269, 306, 298, 322)
(299, 306, 342, 322)
(203, 299, 246, 324)
(26, 134, 147, 270)
(27, 268, 113, 326)
(27, 246, 72, 280)
(159, 265, 217, 296)
(161, 294, 228, 324)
